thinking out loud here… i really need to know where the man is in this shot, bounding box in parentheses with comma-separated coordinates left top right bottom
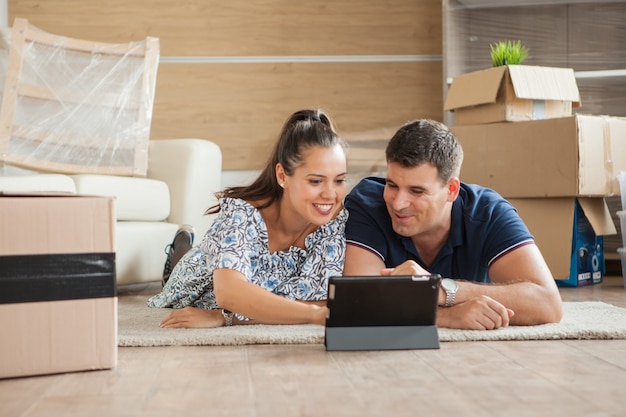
(343, 119, 562, 330)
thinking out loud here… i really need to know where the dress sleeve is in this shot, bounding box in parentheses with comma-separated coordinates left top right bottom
(201, 199, 263, 281)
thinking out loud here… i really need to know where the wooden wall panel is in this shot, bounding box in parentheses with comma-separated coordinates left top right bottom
(9, 0, 442, 56)
(152, 61, 442, 170)
(8, 0, 443, 171)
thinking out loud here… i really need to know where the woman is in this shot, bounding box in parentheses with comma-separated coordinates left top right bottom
(148, 109, 348, 328)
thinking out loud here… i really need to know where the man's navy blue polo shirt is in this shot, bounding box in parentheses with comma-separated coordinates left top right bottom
(344, 177, 534, 283)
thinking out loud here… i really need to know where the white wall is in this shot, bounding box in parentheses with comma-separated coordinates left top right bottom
(220, 170, 261, 190)
(0, 0, 6, 27)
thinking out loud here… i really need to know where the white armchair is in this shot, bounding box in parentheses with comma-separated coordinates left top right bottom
(113, 138, 222, 285)
(0, 138, 222, 286)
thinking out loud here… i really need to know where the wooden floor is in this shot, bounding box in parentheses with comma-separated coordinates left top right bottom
(2, 276, 625, 417)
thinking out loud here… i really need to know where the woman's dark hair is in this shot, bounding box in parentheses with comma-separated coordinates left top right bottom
(206, 109, 346, 214)
(385, 119, 463, 184)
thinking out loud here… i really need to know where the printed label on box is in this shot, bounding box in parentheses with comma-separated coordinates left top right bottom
(560, 199, 604, 287)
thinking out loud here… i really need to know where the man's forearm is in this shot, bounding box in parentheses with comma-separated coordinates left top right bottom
(446, 279, 562, 325)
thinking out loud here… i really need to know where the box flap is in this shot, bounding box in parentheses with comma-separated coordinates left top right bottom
(444, 66, 507, 111)
(576, 115, 611, 196)
(508, 65, 581, 105)
(604, 115, 626, 194)
(0, 191, 76, 197)
(578, 198, 617, 235)
(445, 65, 582, 113)
(508, 197, 612, 280)
(576, 114, 626, 196)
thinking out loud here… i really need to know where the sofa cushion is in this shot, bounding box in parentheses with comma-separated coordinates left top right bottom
(71, 175, 170, 221)
(115, 221, 179, 285)
(0, 174, 77, 194)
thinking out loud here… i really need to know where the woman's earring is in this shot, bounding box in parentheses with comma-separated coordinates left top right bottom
(279, 182, 284, 188)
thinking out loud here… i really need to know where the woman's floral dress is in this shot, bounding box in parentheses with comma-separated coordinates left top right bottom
(147, 197, 347, 320)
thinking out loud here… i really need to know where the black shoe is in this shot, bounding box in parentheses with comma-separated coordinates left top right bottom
(162, 224, 195, 286)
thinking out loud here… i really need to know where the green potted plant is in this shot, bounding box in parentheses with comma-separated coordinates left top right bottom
(489, 40, 529, 67)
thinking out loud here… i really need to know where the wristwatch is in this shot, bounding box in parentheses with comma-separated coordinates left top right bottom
(222, 309, 234, 326)
(441, 278, 458, 307)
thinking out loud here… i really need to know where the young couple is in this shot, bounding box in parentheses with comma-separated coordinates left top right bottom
(148, 110, 562, 330)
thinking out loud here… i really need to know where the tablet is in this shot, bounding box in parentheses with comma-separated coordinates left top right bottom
(325, 274, 441, 327)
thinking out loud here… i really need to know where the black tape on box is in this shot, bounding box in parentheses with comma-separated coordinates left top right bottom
(0, 253, 116, 304)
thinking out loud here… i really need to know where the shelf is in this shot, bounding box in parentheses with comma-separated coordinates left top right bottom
(454, 0, 626, 9)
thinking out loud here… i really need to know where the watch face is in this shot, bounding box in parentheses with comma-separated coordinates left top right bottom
(442, 278, 457, 291)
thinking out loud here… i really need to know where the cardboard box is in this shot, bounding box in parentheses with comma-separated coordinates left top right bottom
(444, 65, 581, 126)
(0, 194, 117, 379)
(509, 197, 616, 286)
(452, 115, 626, 198)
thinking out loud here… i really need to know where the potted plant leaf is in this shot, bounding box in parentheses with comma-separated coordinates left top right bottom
(489, 40, 529, 67)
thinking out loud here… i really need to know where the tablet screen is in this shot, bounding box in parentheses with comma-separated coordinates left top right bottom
(325, 275, 441, 327)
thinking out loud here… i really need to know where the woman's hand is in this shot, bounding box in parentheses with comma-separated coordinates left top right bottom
(295, 300, 328, 325)
(160, 307, 224, 328)
(309, 304, 328, 325)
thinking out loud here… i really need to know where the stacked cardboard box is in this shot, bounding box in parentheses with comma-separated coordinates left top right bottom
(0, 194, 117, 378)
(445, 65, 624, 287)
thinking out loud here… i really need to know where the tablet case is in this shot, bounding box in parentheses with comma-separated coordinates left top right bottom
(325, 275, 441, 351)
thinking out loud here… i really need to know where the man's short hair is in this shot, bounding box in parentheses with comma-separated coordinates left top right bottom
(385, 119, 464, 184)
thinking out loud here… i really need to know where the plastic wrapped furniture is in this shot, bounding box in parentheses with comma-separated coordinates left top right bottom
(0, 18, 159, 177)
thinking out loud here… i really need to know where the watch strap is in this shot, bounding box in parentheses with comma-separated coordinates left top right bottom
(444, 289, 456, 307)
(442, 278, 458, 307)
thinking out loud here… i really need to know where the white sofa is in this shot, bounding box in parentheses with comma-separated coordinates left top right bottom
(0, 138, 222, 286)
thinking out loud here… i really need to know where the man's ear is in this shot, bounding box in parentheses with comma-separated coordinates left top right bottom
(447, 177, 461, 202)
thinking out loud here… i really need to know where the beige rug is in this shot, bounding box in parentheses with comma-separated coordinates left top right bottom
(117, 294, 626, 347)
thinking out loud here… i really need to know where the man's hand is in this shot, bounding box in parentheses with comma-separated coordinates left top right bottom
(437, 295, 515, 330)
(381, 260, 430, 276)
(160, 306, 225, 328)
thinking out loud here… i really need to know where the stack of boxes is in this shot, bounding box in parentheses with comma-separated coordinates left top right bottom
(445, 65, 626, 287)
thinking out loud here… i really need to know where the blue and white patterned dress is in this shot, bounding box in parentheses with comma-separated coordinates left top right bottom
(147, 197, 347, 318)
